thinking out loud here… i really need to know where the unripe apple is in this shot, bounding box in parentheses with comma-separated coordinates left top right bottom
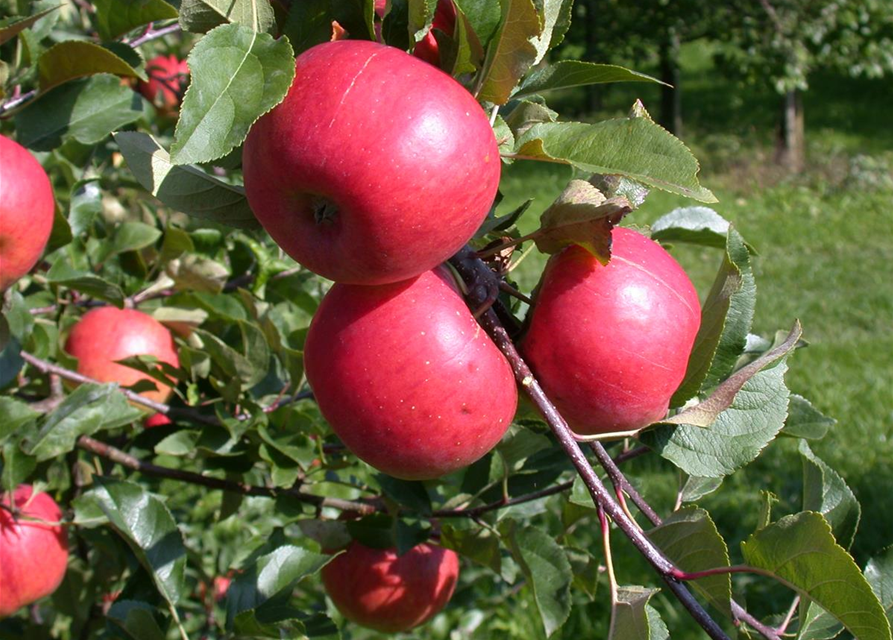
(0, 135, 55, 291)
(243, 40, 500, 285)
(0, 485, 69, 618)
(412, 0, 457, 66)
(521, 228, 701, 436)
(136, 54, 189, 115)
(304, 267, 517, 480)
(322, 541, 459, 633)
(65, 307, 180, 404)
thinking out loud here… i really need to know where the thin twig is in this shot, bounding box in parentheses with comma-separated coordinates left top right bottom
(128, 22, 182, 47)
(76, 436, 378, 515)
(0, 89, 37, 117)
(776, 596, 799, 635)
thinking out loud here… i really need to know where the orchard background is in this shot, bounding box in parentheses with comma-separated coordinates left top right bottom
(1, 1, 892, 639)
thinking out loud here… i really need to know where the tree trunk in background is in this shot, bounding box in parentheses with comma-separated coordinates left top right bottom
(776, 89, 805, 172)
(659, 29, 682, 137)
(584, 0, 602, 113)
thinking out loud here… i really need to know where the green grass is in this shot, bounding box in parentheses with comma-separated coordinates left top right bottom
(496, 38, 893, 609)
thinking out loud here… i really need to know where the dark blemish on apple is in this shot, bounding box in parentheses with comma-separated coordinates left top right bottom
(311, 196, 339, 225)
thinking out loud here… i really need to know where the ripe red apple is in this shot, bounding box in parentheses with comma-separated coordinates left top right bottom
(521, 228, 701, 436)
(65, 307, 180, 404)
(304, 267, 517, 480)
(0, 135, 55, 292)
(412, 0, 457, 66)
(0, 485, 69, 618)
(322, 541, 459, 633)
(136, 54, 189, 115)
(144, 413, 172, 428)
(243, 40, 500, 285)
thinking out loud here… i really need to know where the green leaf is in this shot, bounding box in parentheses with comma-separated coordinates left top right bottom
(517, 61, 661, 99)
(194, 321, 270, 389)
(800, 441, 860, 550)
(741, 512, 891, 640)
(440, 523, 502, 575)
(46, 259, 126, 307)
(170, 23, 295, 165)
(179, 0, 276, 34)
(407, 0, 437, 44)
(68, 179, 103, 236)
(529, 0, 571, 66)
(866, 547, 893, 626)
(75, 478, 188, 607)
(514, 107, 716, 203)
(608, 586, 661, 640)
(225, 545, 332, 630)
(475, 0, 541, 105)
(0, 6, 61, 46)
(281, 0, 332, 55)
(93, 0, 178, 40)
(107, 601, 168, 640)
(565, 547, 599, 599)
(535, 179, 632, 263)
(2, 438, 37, 490)
(98, 222, 162, 263)
(15, 74, 146, 151)
(0, 397, 40, 444)
(782, 394, 837, 440)
(648, 507, 731, 616)
(679, 475, 723, 503)
(115, 132, 258, 229)
(641, 325, 799, 478)
(650, 206, 731, 249)
(38, 41, 146, 92)
(501, 520, 572, 637)
(24, 383, 143, 461)
(166, 254, 230, 293)
(377, 475, 432, 514)
(455, 0, 501, 46)
(671, 225, 756, 406)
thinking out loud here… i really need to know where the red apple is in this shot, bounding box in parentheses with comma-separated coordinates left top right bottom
(0, 485, 69, 618)
(412, 0, 457, 66)
(243, 40, 500, 285)
(304, 267, 517, 480)
(0, 135, 55, 291)
(144, 413, 172, 428)
(322, 541, 459, 633)
(65, 307, 181, 404)
(521, 228, 701, 436)
(136, 54, 189, 115)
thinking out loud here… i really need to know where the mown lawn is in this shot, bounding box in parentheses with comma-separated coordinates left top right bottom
(491, 39, 893, 634)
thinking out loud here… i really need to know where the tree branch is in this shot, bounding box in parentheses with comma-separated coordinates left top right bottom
(76, 435, 378, 515)
(449, 246, 731, 640)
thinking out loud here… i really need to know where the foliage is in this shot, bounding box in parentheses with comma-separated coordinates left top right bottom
(0, 1, 890, 639)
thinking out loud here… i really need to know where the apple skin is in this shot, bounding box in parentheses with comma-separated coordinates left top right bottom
(0, 135, 55, 292)
(304, 267, 517, 480)
(136, 54, 189, 115)
(322, 541, 459, 633)
(521, 228, 701, 436)
(144, 413, 173, 428)
(242, 40, 500, 285)
(65, 307, 181, 404)
(412, 0, 457, 66)
(0, 485, 69, 618)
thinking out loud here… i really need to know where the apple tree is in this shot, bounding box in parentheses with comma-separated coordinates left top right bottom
(0, 1, 891, 639)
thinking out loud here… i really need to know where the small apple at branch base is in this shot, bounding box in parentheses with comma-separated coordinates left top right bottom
(322, 541, 459, 633)
(0, 485, 69, 618)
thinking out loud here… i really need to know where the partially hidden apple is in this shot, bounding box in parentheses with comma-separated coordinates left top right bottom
(65, 307, 180, 404)
(136, 54, 189, 115)
(0, 135, 56, 292)
(521, 228, 701, 437)
(304, 267, 517, 480)
(0, 485, 69, 618)
(243, 39, 500, 285)
(412, 0, 457, 66)
(322, 541, 459, 633)
(144, 413, 173, 428)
